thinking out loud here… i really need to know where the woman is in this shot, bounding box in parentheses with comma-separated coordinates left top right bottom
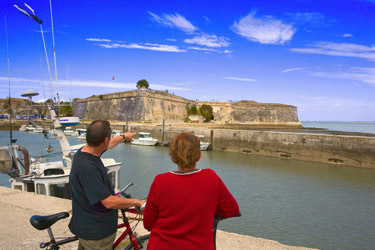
(143, 132, 240, 250)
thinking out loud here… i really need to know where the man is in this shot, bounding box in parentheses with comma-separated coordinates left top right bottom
(69, 120, 144, 250)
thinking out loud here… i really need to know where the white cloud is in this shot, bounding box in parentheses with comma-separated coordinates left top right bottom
(232, 11, 296, 45)
(184, 33, 230, 48)
(310, 67, 375, 85)
(86, 38, 112, 42)
(148, 12, 198, 33)
(188, 47, 219, 52)
(282, 67, 305, 73)
(224, 76, 257, 82)
(93, 42, 186, 53)
(290, 42, 375, 60)
(69, 80, 190, 91)
(0, 77, 190, 93)
(342, 34, 353, 37)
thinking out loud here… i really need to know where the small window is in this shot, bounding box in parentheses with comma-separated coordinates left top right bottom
(44, 168, 64, 176)
(49, 183, 70, 199)
(108, 171, 117, 190)
(36, 184, 46, 195)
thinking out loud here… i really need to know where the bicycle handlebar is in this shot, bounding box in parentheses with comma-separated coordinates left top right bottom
(117, 182, 133, 198)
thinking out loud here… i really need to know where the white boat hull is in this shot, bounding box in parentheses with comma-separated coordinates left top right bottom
(131, 139, 158, 146)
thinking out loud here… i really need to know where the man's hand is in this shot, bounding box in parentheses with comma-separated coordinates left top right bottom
(123, 132, 136, 142)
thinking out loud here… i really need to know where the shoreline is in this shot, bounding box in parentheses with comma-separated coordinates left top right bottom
(1, 120, 375, 169)
(0, 186, 318, 250)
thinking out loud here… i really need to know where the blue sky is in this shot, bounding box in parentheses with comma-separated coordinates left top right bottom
(0, 0, 374, 121)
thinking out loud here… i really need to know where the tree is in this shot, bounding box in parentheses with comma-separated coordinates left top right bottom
(199, 104, 214, 122)
(136, 79, 149, 89)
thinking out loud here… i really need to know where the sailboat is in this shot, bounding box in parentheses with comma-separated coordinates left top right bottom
(0, 107, 122, 198)
(0, 3, 122, 198)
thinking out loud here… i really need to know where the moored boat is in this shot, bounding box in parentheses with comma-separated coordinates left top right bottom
(32, 126, 44, 133)
(64, 126, 76, 136)
(131, 132, 158, 146)
(112, 130, 123, 137)
(76, 128, 87, 140)
(19, 125, 27, 131)
(196, 135, 210, 151)
(0, 108, 122, 199)
(25, 125, 35, 131)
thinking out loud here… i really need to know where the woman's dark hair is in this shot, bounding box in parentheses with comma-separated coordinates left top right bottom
(86, 120, 112, 147)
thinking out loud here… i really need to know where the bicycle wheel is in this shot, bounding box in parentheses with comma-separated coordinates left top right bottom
(123, 234, 150, 250)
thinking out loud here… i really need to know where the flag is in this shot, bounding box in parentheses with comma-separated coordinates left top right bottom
(14, 3, 43, 24)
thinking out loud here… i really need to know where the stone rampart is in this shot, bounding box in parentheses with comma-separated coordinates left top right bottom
(197, 101, 301, 127)
(123, 124, 375, 169)
(73, 90, 301, 127)
(73, 89, 190, 123)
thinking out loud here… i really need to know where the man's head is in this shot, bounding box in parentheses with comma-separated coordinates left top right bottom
(86, 120, 112, 147)
(169, 132, 201, 170)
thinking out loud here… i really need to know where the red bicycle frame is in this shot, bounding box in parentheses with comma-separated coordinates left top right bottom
(112, 209, 142, 250)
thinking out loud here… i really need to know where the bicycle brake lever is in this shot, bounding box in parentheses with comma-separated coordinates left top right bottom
(121, 191, 132, 198)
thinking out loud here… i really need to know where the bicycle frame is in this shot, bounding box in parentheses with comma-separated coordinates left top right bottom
(113, 209, 141, 250)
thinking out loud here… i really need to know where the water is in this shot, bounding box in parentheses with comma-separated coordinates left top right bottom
(302, 121, 375, 134)
(1, 130, 375, 250)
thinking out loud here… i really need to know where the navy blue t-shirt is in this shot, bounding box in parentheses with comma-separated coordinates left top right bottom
(68, 148, 118, 240)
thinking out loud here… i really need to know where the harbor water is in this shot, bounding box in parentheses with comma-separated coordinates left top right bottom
(1, 125, 375, 250)
(302, 121, 375, 134)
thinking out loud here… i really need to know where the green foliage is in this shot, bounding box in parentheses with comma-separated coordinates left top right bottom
(199, 104, 214, 122)
(99, 94, 103, 100)
(45, 99, 53, 103)
(184, 117, 191, 123)
(186, 104, 198, 115)
(59, 102, 73, 116)
(3, 104, 8, 109)
(136, 79, 149, 89)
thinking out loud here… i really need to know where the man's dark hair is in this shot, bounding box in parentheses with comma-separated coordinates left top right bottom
(86, 120, 112, 147)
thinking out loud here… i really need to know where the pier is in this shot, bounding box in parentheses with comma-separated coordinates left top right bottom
(0, 186, 317, 250)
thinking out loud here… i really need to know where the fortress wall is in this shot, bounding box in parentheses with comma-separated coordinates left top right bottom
(196, 101, 301, 127)
(73, 90, 301, 126)
(125, 124, 375, 169)
(73, 90, 190, 122)
(229, 103, 300, 125)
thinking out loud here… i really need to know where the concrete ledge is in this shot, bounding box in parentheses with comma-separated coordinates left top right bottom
(0, 187, 317, 250)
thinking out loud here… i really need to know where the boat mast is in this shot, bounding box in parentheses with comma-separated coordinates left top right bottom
(4, 16, 14, 145)
(49, 0, 60, 110)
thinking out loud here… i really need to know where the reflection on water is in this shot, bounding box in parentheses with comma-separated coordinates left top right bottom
(1, 131, 375, 250)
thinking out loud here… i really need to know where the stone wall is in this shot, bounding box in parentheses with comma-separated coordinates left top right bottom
(123, 124, 375, 169)
(197, 101, 301, 127)
(0, 98, 45, 117)
(73, 90, 301, 127)
(73, 89, 190, 123)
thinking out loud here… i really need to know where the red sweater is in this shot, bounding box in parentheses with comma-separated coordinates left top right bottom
(143, 169, 240, 250)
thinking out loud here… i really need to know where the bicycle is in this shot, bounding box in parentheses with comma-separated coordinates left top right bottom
(29, 183, 149, 250)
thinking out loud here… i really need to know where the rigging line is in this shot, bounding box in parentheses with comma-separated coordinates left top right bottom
(40, 57, 46, 102)
(5, 17, 10, 102)
(5, 16, 14, 142)
(65, 61, 73, 107)
(39, 24, 54, 101)
(49, 0, 59, 105)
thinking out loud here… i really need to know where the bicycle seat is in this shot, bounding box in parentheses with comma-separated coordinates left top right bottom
(30, 212, 70, 230)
